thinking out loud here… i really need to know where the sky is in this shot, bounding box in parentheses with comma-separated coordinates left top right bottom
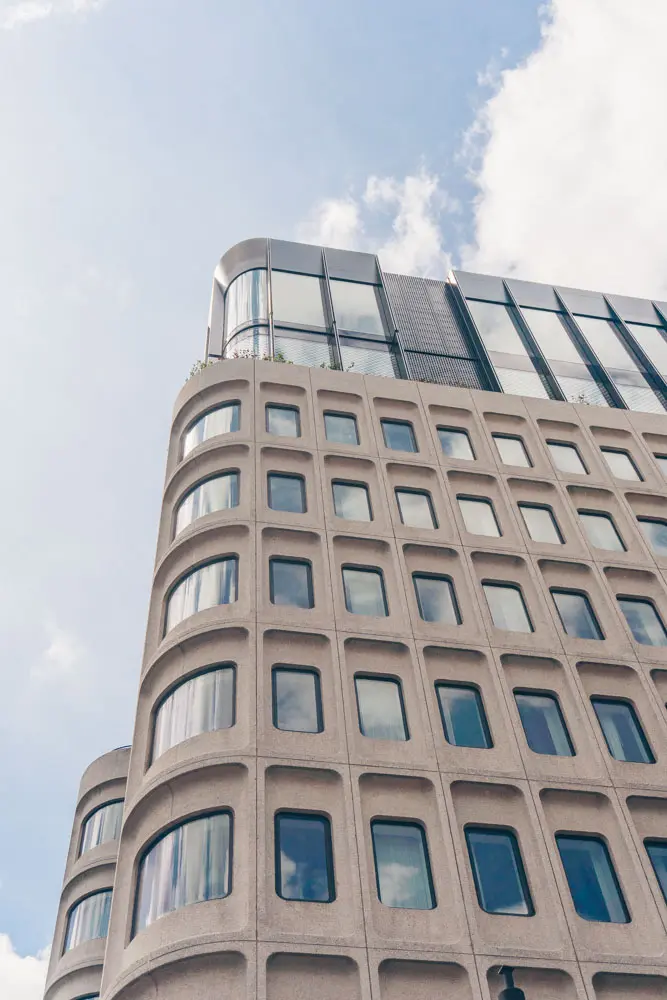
(2, 1, 667, 997)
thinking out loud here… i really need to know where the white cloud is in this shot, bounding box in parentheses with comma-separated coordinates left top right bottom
(0, 935, 49, 1000)
(29, 619, 86, 686)
(463, 0, 667, 298)
(298, 196, 361, 252)
(0, 0, 107, 30)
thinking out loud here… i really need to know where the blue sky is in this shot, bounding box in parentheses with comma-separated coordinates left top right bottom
(3, 1, 667, 996)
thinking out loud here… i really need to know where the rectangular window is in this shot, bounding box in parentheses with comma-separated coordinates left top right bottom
(324, 411, 359, 445)
(551, 589, 603, 640)
(519, 504, 563, 544)
(645, 840, 667, 904)
(396, 489, 437, 529)
(556, 834, 629, 923)
(332, 481, 372, 521)
(438, 427, 474, 460)
(600, 447, 642, 481)
(638, 518, 667, 556)
(355, 675, 408, 740)
(342, 566, 388, 616)
(266, 404, 301, 438)
(436, 683, 492, 748)
(465, 827, 534, 916)
(493, 434, 532, 468)
(547, 441, 588, 475)
(578, 511, 625, 552)
(514, 690, 574, 756)
(275, 813, 334, 902)
(269, 558, 313, 609)
(591, 697, 655, 763)
(267, 473, 306, 513)
(618, 597, 667, 646)
(458, 496, 501, 537)
(381, 419, 417, 453)
(271, 271, 327, 329)
(371, 821, 435, 909)
(483, 583, 533, 632)
(272, 667, 323, 733)
(330, 279, 385, 337)
(413, 574, 461, 624)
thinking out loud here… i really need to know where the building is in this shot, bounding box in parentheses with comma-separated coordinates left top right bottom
(43, 238, 667, 1000)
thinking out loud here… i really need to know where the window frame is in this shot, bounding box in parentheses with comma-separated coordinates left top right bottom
(354, 672, 410, 741)
(63, 888, 113, 953)
(395, 487, 438, 529)
(323, 410, 359, 446)
(412, 572, 461, 624)
(435, 681, 493, 749)
(518, 502, 564, 544)
(550, 587, 604, 640)
(482, 581, 534, 633)
(164, 556, 239, 635)
(617, 595, 667, 646)
(546, 440, 589, 475)
(577, 509, 626, 552)
(437, 426, 475, 461)
(513, 688, 575, 757)
(268, 557, 314, 609)
(331, 479, 373, 521)
(267, 471, 307, 513)
(464, 824, 535, 917)
(150, 663, 237, 765)
(78, 800, 124, 857)
(590, 695, 655, 764)
(555, 832, 630, 923)
(342, 564, 389, 616)
(274, 810, 336, 903)
(600, 446, 643, 482)
(271, 665, 324, 734)
(637, 516, 667, 555)
(371, 819, 436, 910)
(457, 494, 502, 537)
(380, 418, 418, 453)
(493, 433, 533, 468)
(265, 403, 302, 438)
(173, 470, 241, 537)
(181, 401, 241, 459)
(645, 839, 667, 904)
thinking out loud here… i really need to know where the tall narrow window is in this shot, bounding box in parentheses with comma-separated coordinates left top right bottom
(638, 517, 667, 556)
(413, 574, 460, 624)
(519, 504, 563, 544)
(618, 597, 667, 646)
(324, 412, 359, 445)
(272, 667, 323, 733)
(64, 891, 112, 951)
(342, 566, 388, 616)
(465, 827, 534, 916)
(152, 666, 236, 761)
(551, 589, 603, 640)
(165, 559, 238, 633)
(483, 583, 533, 633)
(655, 454, 667, 478)
(267, 473, 306, 513)
(381, 419, 417, 453)
(556, 834, 629, 923)
(645, 840, 667, 904)
(514, 691, 574, 757)
(547, 441, 587, 475)
(396, 489, 437, 529)
(458, 497, 501, 537)
(600, 448, 642, 481)
(591, 697, 655, 763)
(134, 813, 232, 934)
(275, 813, 334, 902)
(436, 683, 492, 749)
(182, 402, 240, 458)
(371, 821, 435, 909)
(438, 427, 474, 460)
(174, 473, 239, 536)
(266, 404, 301, 438)
(269, 558, 314, 609)
(224, 269, 267, 336)
(355, 675, 408, 740)
(332, 481, 372, 521)
(79, 801, 124, 856)
(493, 435, 531, 468)
(578, 511, 625, 552)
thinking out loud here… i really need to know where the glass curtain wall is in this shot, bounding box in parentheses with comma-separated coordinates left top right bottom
(574, 315, 664, 412)
(466, 299, 550, 399)
(521, 308, 610, 406)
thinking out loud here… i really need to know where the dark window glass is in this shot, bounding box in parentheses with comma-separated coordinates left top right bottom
(269, 559, 313, 609)
(396, 489, 437, 529)
(64, 891, 112, 951)
(266, 404, 300, 438)
(272, 667, 322, 733)
(332, 481, 372, 521)
(174, 473, 239, 536)
(324, 412, 359, 445)
(514, 691, 574, 757)
(618, 597, 667, 646)
(371, 821, 435, 909)
(436, 684, 492, 749)
(275, 813, 334, 902)
(165, 559, 238, 633)
(645, 840, 667, 904)
(551, 589, 603, 640)
(381, 419, 417, 453)
(483, 583, 533, 633)
(458, 497, 501, 537)
(556, 834, 629, 923)
(493, 435, 532, 468)
(413, 574, 461, 624)
(465, 827, 533, 916)
(655, 454, 667, 478)
(152, 666, 235, 761)
(438, 427, 474, 460)
(547, 441, 587, 475)
(591, 698, 655, 763)
(578, 511, 625, 552)
(134, 814, 231, 933)
(638, 518, 667, 556)
(519, 504, 562, 544)
(601, 448, 642, 481)
(355, 675, 408, 740)
(267, 473, 306, 513)
(342, 566, 388, 616)
(182, 402, 240, 457)
(79, 801, 123, 856)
